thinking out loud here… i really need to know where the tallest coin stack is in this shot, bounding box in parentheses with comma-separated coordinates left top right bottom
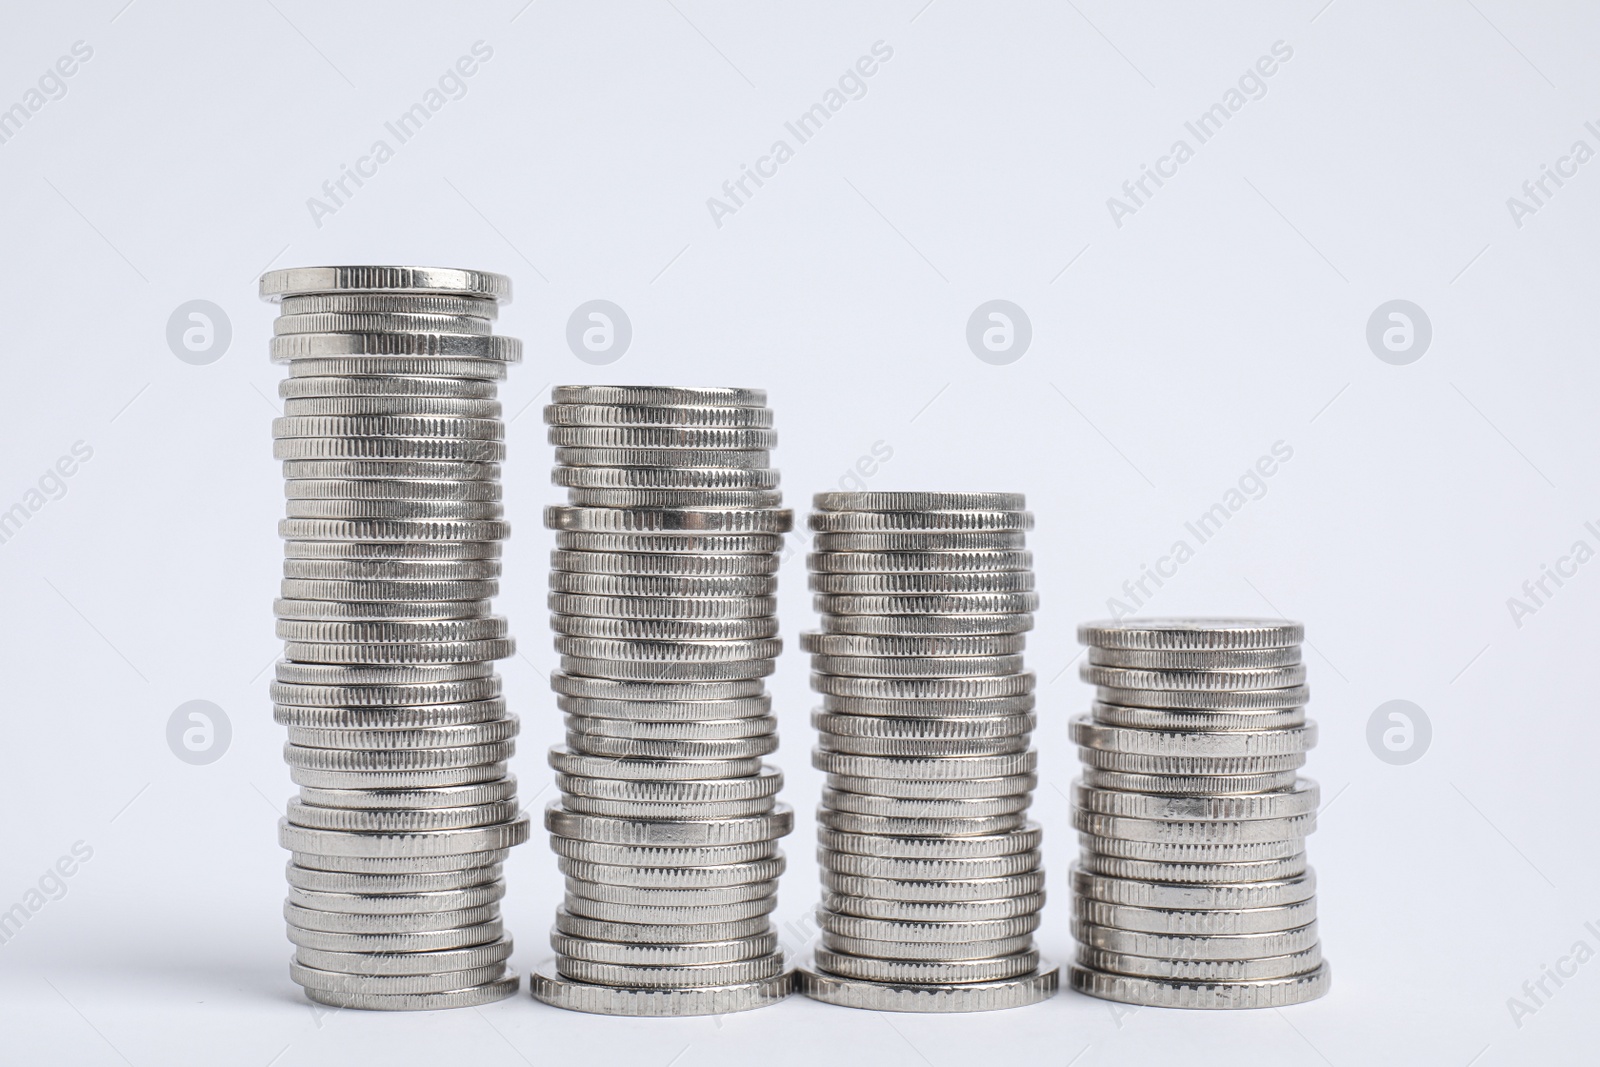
(531, 385, 796, 1017)
(261, 266, 529, 1010)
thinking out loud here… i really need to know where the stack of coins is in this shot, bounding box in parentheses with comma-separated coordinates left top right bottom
(1069, 618, 1329, 1009)
(529, 385, 796, 1017)
(796, 492, 1059, 1012)
(261, 266, 529, 1010)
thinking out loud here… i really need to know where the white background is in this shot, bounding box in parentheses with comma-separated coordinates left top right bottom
(1, 1, 1596, 1064)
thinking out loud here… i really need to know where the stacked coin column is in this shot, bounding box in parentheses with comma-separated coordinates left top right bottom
(530, 385, 795, 1017)
(261, 265, 529, 1010)
(796, 492, 1059, 1012)
(1069, 618, 1328, 1008)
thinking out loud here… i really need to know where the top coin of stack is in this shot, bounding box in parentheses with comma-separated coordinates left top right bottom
(531, 385, 797, 1018)
(1068, 618, 1329, 1009)
(796, 492, 1059, 1013)
(260, 266, 528, 1011)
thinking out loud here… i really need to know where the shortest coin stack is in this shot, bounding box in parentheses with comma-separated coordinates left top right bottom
(262, 266, 530, 1010)
(797, 491, 1058, 1012)
(1069, 618, 1329, 1009)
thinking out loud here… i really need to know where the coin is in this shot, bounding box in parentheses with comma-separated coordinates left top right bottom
(530, 967, 791, 1016)
(797, 964, 1058, 1013)
(1067, 963, 1330, 1008)
(1077, 618, 1304, 651)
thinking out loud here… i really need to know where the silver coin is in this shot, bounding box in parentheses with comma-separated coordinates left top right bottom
(269, 333, 521, 364)
(1078, 748, 1306, 776)
(259, 265, 512, 301)
(562, 895, 777, 927)
(551, 548, 778, 577)
(1068, 962, 1329, 1008)
(551, 614, 781, 641)
(813, 492, 1027, 513)
(819, 850, 1040, 881)
(289, 848, 510, 874)
(821, 891, 1044, 923)
(280, 378, 499, 404)
(274, 437, 507, 463)
(546, 403, 774, 428)
(1083, 664, 1307, 692)
(565, 732, 778, 761)
(1075, 944, 1321, 983)
(554, 446, 772, 469)
(798, 964, 1058, 1013)
(1072, 779, 1320, 821)
(282, 557, 502, 581)
(285, 919, 506, 954)
(271, 679, 502, 709)
(812, 531, 1028, 552)
(813, 674, 1036, 700)
(821, 693, 1036, 718)
(813, 749, 1038, 780)
(277, 817, 530, 857)
(825, 771, 1036, 800)
(290, 762, 511, 791)
(555, 530, 784, 554)
(285, 476, 504, 502)
(812, 711, 1035, 741)
(286, 863, 503, 894)
(285, 799, 519, 832)
(819, 825, 1041, 859)
(280, 639, 515, 666)
(810, 653, 1025, 679)
(812, 948, 1040, 985)
(819, 930, 1034, 962)
(552, 932, 777, 967)
(801, 631, 1026, 656)
(815, 732, 1028, 759)
(531, 965, 791, 1016)
(1078, 618, 1303, 651)
(302, 973, 521, 1011)
(282, 740, 516, 772)
(277, 292, 498, 319)
(819, 613, 1034, 636)
(1071, 717, 1317, 757)
(1091, 701, 1306, 731)
(544, 805, 793, 846)
(551, 673, 764, 701)
(557, 694, 772, 721)
(552, 907, 771, 945)
(809, 572, 1034, 596)
(275, 596, 491, 622)
(821, 790, 1029, 819)
(555, 766, 782, 802)
(549, 571, 777, 597)
(285, 879, 505, 914)
(563, 879, 777, 907)
(559, 792, 774, 820)
(565, 713, 776, 742)
(548, 745, 762, 781)
(818, 809, 1027, 837)
(548, 425, 777, 450)
(817, 910, 1039, 944)
(555, 636, 782, 664)
(554, 465, 780, 490)
(275, 311, 494, 337)
(1088, 645, 1302, 669)
(292, 934, 512, 976)
(557, 856, 785, 889)
(549, 837, 780, 869)
(546, 505, 792, 534)
(558, 655, 774, 684)
(272, 697, 502, 729)
(1072, 917, 1320, 960)
(564, 487, 787, 510)
(815, 593, 1039, 617)
(283, 535, 502, 558)
(1074, 810, 1316, 845)
(1074, 853, 1308, 884)
(548, 592, 775, 621)
(820, 870, 1045, 902)
(286, 356, 507, 381)
(1070, 866, 1315, 910)
(808, 510, 1032, 533)
(1073, 896, 1316, 936)
(550, 384, 766, 407)
(1078, 768, 1300, 795)
(290, 960, 508, 995)
(1078, 834, 1306, 864)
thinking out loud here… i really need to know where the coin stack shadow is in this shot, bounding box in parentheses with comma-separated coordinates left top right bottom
(262, 266, 529, 1010)
(796, 492, 1060, 1012)
(1069, 618, 1329, 1008)
(529, 385, 796, 1017)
